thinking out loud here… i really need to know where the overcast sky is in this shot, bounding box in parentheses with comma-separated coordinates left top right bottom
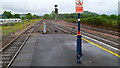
(0, 0, 119, 15)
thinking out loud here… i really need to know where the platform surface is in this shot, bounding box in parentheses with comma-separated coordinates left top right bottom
(11, 34, 118, 66)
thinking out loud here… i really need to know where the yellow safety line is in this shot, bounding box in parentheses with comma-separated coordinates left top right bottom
(74, 35, 120, 57)
(82, 38, 120, 57)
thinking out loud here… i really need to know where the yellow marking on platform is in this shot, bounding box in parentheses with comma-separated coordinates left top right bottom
(74, 35, 120, 57)
(74, 35, 77, 36)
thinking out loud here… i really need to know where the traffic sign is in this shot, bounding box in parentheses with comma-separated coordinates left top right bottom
(76, 0, 83, 13)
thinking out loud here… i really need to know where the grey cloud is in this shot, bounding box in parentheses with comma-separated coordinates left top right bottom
(0, 0, 119, 15)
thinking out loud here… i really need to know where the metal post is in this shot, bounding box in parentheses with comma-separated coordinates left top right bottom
(54, 5, 58, 21)
(77, 13, 82, 63)
(21, 22, 22, 33)
(55, 14, 57, 21)
(43, 22, 46, 34)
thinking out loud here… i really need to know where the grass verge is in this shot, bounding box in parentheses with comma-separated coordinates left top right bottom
(1, 19, 40, 36)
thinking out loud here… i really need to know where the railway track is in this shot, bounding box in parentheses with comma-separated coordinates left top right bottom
(50, 20, 119, 44)
(0, 20, 42, 68)
(48, 22, 119, 51)
(81, 25, 119, 36)
(47, 23, 72, 34)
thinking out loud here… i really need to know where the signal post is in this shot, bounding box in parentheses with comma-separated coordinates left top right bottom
(54, 5, 58, 21)
(76, 0, 83, 63)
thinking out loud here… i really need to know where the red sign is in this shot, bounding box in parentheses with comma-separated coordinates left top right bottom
(76, 0, 83, 13)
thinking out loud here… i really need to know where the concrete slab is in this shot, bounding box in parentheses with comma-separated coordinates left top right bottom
(11, 34, 118, 66)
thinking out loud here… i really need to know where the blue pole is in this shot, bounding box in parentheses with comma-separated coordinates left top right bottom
(77, 13, 82, 63)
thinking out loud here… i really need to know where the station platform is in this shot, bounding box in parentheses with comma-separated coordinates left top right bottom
(11, 34, 118, 66)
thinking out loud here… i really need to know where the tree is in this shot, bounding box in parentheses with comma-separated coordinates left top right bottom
(44, 14, 50, 19)
(109, 15, 117, 20)
(32, 15, 40, 19)
(2, 11, 13, 18)
(26, 13, 32, 19)
(101, 14, 107, 17)
(14, 14, 20, 18)
(21, 17, 26, 20)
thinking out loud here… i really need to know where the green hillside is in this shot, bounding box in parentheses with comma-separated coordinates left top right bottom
(83, 11, 99, 15)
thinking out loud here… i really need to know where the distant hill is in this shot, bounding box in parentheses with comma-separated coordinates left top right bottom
(83, 11, 99, 15)
(50, 11, 99, 19)
(72, 11, 99, 16)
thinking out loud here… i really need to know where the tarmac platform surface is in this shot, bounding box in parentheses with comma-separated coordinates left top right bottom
(11, 34, 118, 66)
